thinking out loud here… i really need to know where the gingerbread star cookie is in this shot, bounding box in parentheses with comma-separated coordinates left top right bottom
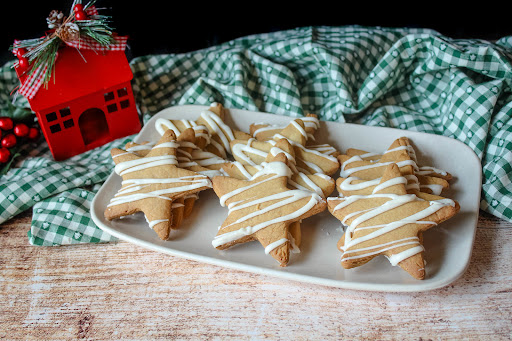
(154, 102, 251, 159)
(123, 128, 225, 227)
(211, 153, 327, 266)
(232, 119, 340, 176)
(221, 139, 335, 251)
(223, 139, 335, 198)
(327, 163, 460, 279)
(338, 137, 450, 196)
(344, 139, 453, 181)
(104, 130, 212, 240)
(250, 113, 321, 142)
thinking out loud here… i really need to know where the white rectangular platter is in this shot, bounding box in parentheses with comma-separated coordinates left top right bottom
(91, 105, 481, 292)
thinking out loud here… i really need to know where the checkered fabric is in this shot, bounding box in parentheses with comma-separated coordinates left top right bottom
(1, 26, 511, 246)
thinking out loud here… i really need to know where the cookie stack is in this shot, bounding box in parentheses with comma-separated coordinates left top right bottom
(327, 137, 460, 279)
(103, 103, 460, 279)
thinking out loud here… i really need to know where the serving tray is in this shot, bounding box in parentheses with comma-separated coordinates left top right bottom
(91, 105, 481, 292)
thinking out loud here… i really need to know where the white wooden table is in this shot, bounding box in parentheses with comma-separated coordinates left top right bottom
(1, 209, 511, 340)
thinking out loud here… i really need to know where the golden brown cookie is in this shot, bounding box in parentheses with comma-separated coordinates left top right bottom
(327, 163, 460, 280)
(155, 102, 251, 159)
(221, 140, 335, 250)
(250, 113, 321, 142)
(339, 137, 451, 195)
(211, 153, 327, 266)
(232, 119, 340, 176)
(344, 137, 453, 181)
(104, 130, 212, 240)
(123, 129, 221, 226)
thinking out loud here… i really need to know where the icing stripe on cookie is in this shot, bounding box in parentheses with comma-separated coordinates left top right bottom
(328, 193, 455, 266)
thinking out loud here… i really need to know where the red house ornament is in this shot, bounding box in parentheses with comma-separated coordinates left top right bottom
(12, 3, 141, 161)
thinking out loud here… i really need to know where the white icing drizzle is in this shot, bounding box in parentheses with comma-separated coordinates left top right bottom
(264, 238, 289, 254)
(230, 161, 261, 179)
(307, 144, 338, 155)
(208, 139, 228, 159)
(288, 232, 301, 254)
(383, 145, 415, 156)
(293, 172, 325, 197)
(355, 143, 448, 177)
(191, 150, 229, 167)
(338, 177, 380, 192)
(184, 193, 199, 200)
(269, 146, 295, 163)
(417, 166, 448, 177)
(115, 155, 178, 176)
(252, 116, 320, 142)
(108, 175, 212, 207)
(155, 118, 181, 136)
(148, 219, 169, 229)
(252, 124, 281, 137)
(200, 110, 235, 154)
(275, 134, 338, 164)
(404, 174, 420, 191)
(302, 160, 325, 174)
(359, 151, 380, 159)
(155, 118, 211, 143)
(301, 116, 320, 129)
(387, 245, 425, 266)
(340, 155, 418, 178)
(213, 161, 324, 250)
(249, 161, 292, 180)
(120, 141, 217, 177)
(372, 176, 408, 194)
(198, 169, 224, 178)
(213, 190, 322, 248)
(108, 142, 212, 211)
(231, 138, 268, 165)
(290, 120, 308, 138)
(219, 174, 278, 207)
(420, 183, 444, 195)
(329, 193, 455, 266)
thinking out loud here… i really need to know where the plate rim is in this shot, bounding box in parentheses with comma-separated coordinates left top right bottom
(90, 104, 482, 292)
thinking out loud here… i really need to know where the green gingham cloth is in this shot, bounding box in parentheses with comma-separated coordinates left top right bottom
(1, 26, 511, 246)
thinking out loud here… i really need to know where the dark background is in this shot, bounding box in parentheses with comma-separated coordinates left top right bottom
(3, 1, 512, 64)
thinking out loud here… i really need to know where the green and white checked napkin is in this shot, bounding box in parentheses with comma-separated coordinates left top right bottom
(1, 26, 511, 246)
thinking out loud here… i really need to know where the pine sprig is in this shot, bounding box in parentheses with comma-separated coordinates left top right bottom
(10, 0, 117, 89)
(76, 17, 116, 46)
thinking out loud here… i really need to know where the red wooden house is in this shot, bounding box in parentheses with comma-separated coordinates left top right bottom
(15, 46, 141, 161)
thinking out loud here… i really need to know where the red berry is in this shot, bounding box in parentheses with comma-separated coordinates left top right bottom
(18, 57, 29, 69)
(28, 127, 40, 140)
(0, 117, 13, 130)
(75, 10, 87, 20)
(16, 48, 27, 59)
(14, 123, 29, 137)
(73, 3, 84, 12)
(1, 134, 17, 148)
(0, 147, 10, 163)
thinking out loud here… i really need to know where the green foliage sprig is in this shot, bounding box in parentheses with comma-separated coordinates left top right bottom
(10, 0, 116, 89)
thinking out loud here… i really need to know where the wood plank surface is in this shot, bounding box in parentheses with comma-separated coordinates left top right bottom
(1, 209, 511, 340)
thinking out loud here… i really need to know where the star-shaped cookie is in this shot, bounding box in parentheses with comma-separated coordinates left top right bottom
(337, 137, 450, 196)
(211, 153, 327, 266)
(250, 113, 321, 142)
(154, 102, 251, 159)
(123, 128, 226, 228)
(104, 130, 212, 240)
(344, 137, 453, 181)
(327, 163, 460, 279)
(232, 119, 340, 175)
